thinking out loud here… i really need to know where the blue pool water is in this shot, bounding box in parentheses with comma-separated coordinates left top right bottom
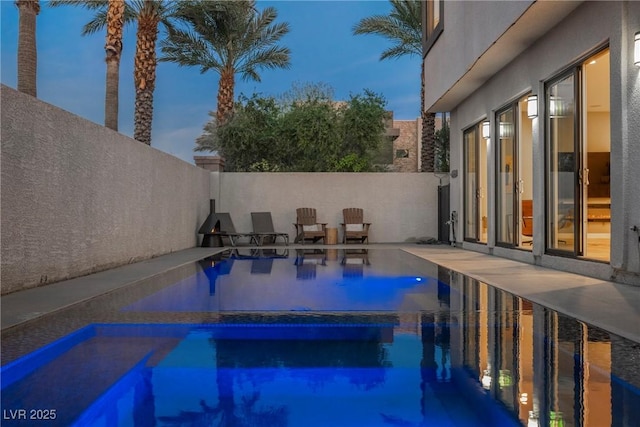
(2, 249, 640, 426)
(2, 323, 515, 427)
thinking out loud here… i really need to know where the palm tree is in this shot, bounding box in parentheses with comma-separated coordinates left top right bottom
(104, 0, 126, 131)
(353, 0, 437, 172)
(129, 0, 178, 145)
(160, 0, 291, 125)
(51, 0, 125, 131)
(15, 0, 40, 97)
(50, 1, 177, 142)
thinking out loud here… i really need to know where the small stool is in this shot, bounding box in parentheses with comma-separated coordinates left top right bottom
(325, 227, 338, 245)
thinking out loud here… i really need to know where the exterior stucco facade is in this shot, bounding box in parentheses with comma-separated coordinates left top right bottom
(423, 1, 640, 284)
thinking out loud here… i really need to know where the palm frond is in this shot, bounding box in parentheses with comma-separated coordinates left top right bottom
(49, 0, 108, 10)
(50, 0, 139, 35)
(81, 9, 109, 35)
(352, 0, 422, 59)
(159, 27, 222, 74)
(380, 44, 416, 60)
(239, 45, 291, 81)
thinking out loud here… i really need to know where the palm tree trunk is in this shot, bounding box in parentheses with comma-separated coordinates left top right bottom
(15, 0, 40, 97)
(216, 67, 235, 125)
(421, 112, 436, 172)
(421, 58, 435, 172)
(104, 0, 125, 131)
(133, 3, 160, 145)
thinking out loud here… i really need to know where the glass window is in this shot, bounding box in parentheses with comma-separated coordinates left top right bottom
(423, 0, 444, 55)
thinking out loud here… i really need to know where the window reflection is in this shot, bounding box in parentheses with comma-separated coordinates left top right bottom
(457, 276, 637, 426)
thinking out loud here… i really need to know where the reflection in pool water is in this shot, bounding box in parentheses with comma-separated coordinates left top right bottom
(1, 249, 639, 426)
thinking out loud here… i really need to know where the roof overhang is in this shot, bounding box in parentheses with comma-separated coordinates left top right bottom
(429, 1, 583, 112)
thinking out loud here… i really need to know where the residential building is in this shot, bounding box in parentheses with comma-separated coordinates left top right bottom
(386, 115, 445, 173)
(422, 0, 640, 284)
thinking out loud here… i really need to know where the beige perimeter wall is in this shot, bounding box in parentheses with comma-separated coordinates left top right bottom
(216, 172, 441, 244)
(1, 86, 212, 294)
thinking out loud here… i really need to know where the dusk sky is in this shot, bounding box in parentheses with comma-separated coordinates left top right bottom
(1, 1, 421, 164)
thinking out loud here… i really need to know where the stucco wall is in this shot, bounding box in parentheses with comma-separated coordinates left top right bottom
(423, 0, 533, 109)
(1, 85, 212, 294)
(216, 172, 440, 244)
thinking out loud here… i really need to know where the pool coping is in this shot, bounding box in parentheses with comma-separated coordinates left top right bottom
(0, 247, 226, 331)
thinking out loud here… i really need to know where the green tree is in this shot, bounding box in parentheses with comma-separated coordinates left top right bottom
(50, 0, 126, 131)
(197, 93, 283, 171)
(353, 0, 438, 172)
(196, 83, 388, 172)
(434, 118, 449, 173)
(15, 0, 40, 97)
(160, 0, 291, 125)
(339, 89, 387, 166)
(279, 94, 342, 171)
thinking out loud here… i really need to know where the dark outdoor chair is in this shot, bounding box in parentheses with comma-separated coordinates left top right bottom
(294, 208, 327, 243)
(341, 208, 371, 244)
(215, 212, 257, 246)
(251, 212, 289, 246)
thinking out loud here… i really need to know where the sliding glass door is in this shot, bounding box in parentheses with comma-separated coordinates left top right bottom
(546, 70, 581, 254)
(545, 47, 610, 261)
(496, 107, 516, 246)
(496, 97, 534, 249)
(464, 123, 487, 244)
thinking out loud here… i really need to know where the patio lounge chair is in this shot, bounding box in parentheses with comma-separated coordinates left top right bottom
(294, 208, 326, 243)
(216, 212, 257, 247)
(251, 212, 289, 246)
(341, 208, 371, 244)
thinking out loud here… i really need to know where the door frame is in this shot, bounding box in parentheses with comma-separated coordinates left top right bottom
(544, 66, 584, 257)
(544, 44, 610, 259)
(494, 102, 520, 248)
(463, 122, 486, 244)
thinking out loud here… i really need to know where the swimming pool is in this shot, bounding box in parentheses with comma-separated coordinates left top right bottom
(2, 249, 639, 426)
